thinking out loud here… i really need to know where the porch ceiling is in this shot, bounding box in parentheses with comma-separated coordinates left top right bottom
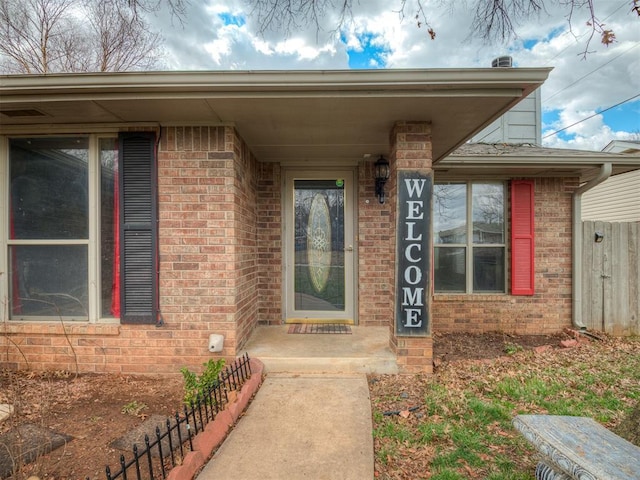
(0, 69, 551, 163)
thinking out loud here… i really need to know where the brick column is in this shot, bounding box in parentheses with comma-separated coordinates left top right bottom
(389, 121, 434, 374)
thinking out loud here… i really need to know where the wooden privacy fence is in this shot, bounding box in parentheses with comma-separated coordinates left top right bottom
(581, 221, 639, 335)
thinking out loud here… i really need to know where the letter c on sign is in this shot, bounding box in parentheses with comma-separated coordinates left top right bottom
(405, 243, 422, 262)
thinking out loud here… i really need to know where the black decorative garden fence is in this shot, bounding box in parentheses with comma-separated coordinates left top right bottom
(100, 353, 252, 480)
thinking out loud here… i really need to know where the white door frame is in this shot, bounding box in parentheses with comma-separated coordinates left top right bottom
(282, 168, 357, 324)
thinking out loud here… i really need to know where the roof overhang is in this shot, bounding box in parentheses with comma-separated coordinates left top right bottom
(440, 143, 640, 183)
(0, 69, 551, 163)
(602, 140, 640, 154)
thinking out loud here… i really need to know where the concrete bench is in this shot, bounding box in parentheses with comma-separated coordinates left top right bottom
(512, 414, 640, 480)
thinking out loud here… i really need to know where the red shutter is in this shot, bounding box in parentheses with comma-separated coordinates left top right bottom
(511, 180, 535, 295)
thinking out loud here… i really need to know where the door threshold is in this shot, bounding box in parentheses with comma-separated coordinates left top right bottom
(287, 323, 352, 334)
(285, 318, 355, 325)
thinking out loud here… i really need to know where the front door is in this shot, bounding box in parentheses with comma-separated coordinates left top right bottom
(284, 170, 356, 324)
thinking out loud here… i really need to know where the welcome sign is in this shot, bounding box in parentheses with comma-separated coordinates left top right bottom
(396, 171, 432, 336)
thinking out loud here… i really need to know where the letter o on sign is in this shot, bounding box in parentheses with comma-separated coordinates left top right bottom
(404, 266, 422, 285)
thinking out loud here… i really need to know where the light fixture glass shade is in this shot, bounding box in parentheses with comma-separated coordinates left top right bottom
(375, 156, 390, 181)
(374, 156, 390, 204)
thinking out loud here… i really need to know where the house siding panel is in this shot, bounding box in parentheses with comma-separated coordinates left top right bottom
(582, 170, 640, 222)
(471, 89, 541, 145)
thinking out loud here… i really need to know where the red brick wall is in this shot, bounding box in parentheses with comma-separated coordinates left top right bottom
(357, 160, 393, 326)
(433, 177, 577, 335)
(158, 125, 262, 363)
(256, 162, 283, 325)
(0, 123, 579, 375)
(1, 126, 261, 375)
(231, 131, 260, 350)
(158, 126, 238, 367)
(388, 121, 434, 373)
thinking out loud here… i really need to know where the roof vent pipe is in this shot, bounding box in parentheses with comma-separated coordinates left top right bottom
(491, 56, 513, 68)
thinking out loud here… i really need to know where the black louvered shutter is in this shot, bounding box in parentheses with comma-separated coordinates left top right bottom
(119, 132, 158, 324)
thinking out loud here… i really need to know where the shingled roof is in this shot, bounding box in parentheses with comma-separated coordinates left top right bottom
(436, 143, 640, 182)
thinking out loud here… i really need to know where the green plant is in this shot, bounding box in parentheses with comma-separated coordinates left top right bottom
(373, 419, 413, 443)
(370, 336, 640, 479)
(121, 400, 147, 416)
(504, 342, 524, 355)
(180, 358, 226, 406)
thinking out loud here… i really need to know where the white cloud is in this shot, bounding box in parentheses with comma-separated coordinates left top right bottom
(148, 0, 640, 150)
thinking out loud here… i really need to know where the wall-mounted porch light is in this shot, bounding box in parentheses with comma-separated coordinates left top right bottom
(594, 231, 604, 243)
(374, 156, 390, 204)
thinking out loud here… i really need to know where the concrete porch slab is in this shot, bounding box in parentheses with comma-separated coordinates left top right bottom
(241, 325, 398, 374)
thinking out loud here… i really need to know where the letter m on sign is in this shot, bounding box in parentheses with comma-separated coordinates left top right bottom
(511, 180, 535, 295)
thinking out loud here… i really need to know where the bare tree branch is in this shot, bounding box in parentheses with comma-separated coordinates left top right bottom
(469, 0, 545, 43)
(246, 0, 353, 37)
(2, 0, 637, 75)
(564, 0, 619, 59)
(242, 0, 637, 53)
(122, 0, 189, 23)
(0, 0, 78, 73)
(88, 0, 162, 71)
(0, 0, 162, 73)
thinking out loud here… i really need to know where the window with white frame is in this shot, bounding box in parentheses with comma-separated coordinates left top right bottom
(433, 182, 506, 293)
(6, 136, 119, 320)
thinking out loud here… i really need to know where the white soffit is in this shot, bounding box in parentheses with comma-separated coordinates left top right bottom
(0, 69, 551, 163)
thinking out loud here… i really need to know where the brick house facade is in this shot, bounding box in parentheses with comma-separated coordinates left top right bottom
(433, 177, 576, 336)
(2, 70, 639, 375)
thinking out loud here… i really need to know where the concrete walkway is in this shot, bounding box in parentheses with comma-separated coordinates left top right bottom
(196, 374, 374, 480)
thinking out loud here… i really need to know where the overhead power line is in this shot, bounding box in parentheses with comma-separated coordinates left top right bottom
(545, 42, 640, 102)
(543, 92, 640, 139)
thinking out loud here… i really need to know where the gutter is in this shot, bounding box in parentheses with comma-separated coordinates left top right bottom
(572, 163, 612, 329)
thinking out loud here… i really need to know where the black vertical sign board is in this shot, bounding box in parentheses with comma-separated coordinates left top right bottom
(396, 171, 432, 336)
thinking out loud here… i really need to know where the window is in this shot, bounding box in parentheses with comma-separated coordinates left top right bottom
(7, 136, 118, 320)
(433, 182, 506, 293)
(5, 133, 157, 323)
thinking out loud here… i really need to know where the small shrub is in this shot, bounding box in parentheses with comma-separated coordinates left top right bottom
(504, 342, 523, 355)
(180, 358, 225, 406)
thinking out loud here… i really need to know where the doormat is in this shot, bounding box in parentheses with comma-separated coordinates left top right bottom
(287, 324, 352, 334)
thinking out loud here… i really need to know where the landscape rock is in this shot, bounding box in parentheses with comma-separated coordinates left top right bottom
(0, 423, 72, 478)
(0, 404, 14, 423)
(563, 328, 581, 339)
(534, 345, 552, 354)
(110, 414, 188, 458)
(560, 339, 579, 348)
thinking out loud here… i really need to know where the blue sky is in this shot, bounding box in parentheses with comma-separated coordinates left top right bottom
(600, 101, 640, 132)
(342, 32, 390, 69)
(154, 0, 640, 151)
(219, 12, 245, 27)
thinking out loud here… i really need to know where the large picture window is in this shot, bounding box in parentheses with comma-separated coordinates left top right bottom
(434, 182, 506, 293)
(7, 136, 119, 320)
